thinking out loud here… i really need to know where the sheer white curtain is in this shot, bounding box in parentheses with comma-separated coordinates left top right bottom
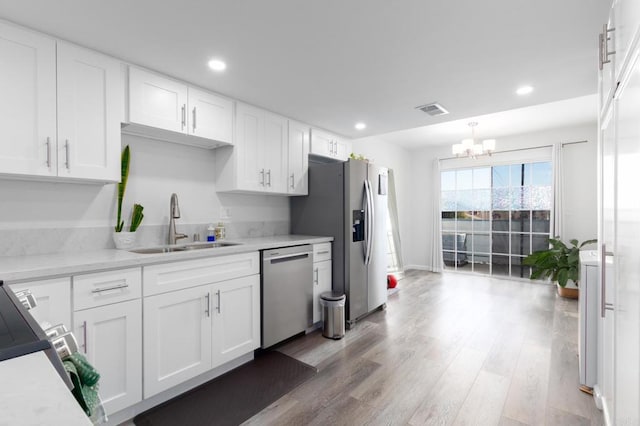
(387, 169, 404, 273)
(552, 143, 564, 239)
(430, 158, 444, 272)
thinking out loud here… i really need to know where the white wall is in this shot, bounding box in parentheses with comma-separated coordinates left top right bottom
(405, 123, 598, 270)
(0, 134, 289, 231)
(351, 135, 412, 268)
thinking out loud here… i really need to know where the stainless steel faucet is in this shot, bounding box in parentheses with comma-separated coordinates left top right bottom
(169, 193, 188, 245)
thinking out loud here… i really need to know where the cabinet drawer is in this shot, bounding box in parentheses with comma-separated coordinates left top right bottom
(143, 252, 260, 296)
(74, 268, 142, 311)
(313, 243, 332, 262)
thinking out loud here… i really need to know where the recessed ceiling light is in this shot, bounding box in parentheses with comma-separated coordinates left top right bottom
(355, 122, 367, 130)
(516, 85, 534, 95)
(208, 59, 227, 72)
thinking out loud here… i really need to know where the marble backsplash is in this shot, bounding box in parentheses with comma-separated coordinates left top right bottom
(0, 220, 290, 257)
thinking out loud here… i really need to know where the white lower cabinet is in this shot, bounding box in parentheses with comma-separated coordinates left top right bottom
(212, 275, 260, 367)
(143, 254, 261, 398)
(143, 285, 213, 398)
(312, 243, 333, 323)
(312, 260, 332, 323)
(10, 278, 71, 327)
(74, 299, 142, 415)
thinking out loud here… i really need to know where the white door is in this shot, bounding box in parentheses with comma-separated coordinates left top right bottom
(264, 113, 288, 193)
(188, 88, 233, 143)
(613, 47, 640, 426)
(57, 42, 121, 182)
(288, 120, 309, 195)
(10, 278, 71, 328)
(600, 104, 616, 424)
(143, 286, 212, 398)
(313, 260, 332, 323)
(0, 21, 56, 177)
(212, 275, 260, 367)
(235, 103, 264, 191)
(129, 67, 188, 134)
(74, 299, 142, 415)
(310, 128, 333, 158)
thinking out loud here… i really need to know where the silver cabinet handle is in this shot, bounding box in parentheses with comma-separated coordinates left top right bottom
(331, 140, 336, 155)
(314, 268, 319, 285)
(192, 106, 197, 132)
(205, 292, 211, 317)
(65, 140, 70, 169)
(91, 283, 129, 294)
(600, 24, 616, 70)
(82, 320, 87, 354)
(260, 169, 265, 186)
(181, 104, 186, 130)
(216, 290, 221, 313)
(266, 169, 271, 186)
(45, 137, 51, 168)
(317, 250, 329, 255)
(290, 173, 295, 189)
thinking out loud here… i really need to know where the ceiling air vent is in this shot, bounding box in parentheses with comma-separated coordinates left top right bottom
(415, 102, 449, 116)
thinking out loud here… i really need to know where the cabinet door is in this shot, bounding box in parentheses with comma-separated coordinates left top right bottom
(212, 275, 260, 367)
(129, 67, 188, 134)
(74, 299, 142, 415)
(312, 260, 332, 323)
(57, 42, 122, 182)
(613, 47, 640, 426)
(288, 120, 309, 195)
(614, 0, 640, 81)
(264, 112, 288, 193)
(310, 128, 333, 158)
(10, 278, 71, 328)
(600, 8, 616, 113)
(188, 88, 233, 143)
(0, 21, 56, 177)
(235, 103, 264, 191)
(143, 286, 212, 398)
(334, 137, 351, 161)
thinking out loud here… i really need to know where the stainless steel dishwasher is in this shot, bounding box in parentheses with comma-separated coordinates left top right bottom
(261, 245, 313, 348)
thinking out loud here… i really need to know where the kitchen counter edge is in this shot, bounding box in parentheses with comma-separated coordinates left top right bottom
(0, 235, 333, 283)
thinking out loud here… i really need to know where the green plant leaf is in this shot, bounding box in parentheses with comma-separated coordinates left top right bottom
(557, 269, 569, 287)
(115, 146, 130, 232)
(129, 204, 144, 232)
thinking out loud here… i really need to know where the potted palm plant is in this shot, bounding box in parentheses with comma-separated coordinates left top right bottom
(113, 145, 144, 249)
(523, 237, 597, 298)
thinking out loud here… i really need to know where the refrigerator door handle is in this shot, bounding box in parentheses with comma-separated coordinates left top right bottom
(362, 181, 369, 262)
(364, 179, 374, 265)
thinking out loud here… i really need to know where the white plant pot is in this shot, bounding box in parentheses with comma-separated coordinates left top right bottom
(113, 231, 137, 249)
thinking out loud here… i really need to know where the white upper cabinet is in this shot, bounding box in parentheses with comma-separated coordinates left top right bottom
(0, 21, 56, 177)
(216, 102, 289, 194)
(288, 120, 310, 195)
(0, 21, 122, 183)
(126, 67, 233, 149)
(613, 0, 640, 80)
(310, 128, 351, 161)
(128, 67, 187, 134)
(57, 42, 122, 182)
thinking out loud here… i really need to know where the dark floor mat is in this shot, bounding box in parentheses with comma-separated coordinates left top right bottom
(134, 351, 317, 426)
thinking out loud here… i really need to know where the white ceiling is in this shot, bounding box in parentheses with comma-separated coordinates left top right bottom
(0, 1, 608, 140)
(372, 94, 598, 150)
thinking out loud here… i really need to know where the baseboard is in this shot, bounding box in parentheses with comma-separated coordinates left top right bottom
(404, 264, 432, 271)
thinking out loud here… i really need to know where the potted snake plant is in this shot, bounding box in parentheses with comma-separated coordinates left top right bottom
(523, 237, 596, 298)
(113, 145, 144, 249)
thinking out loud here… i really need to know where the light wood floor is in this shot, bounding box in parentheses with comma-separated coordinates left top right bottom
(244, 270, 604, 426)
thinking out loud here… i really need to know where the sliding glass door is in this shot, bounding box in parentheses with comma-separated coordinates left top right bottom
(441, 162, 552, 278)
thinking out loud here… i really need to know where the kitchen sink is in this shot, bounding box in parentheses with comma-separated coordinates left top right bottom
(129, 241, 239, 254)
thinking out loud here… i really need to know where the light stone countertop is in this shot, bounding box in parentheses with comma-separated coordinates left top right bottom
(0, 234, 333, 283)
(0, 351, 92, 426)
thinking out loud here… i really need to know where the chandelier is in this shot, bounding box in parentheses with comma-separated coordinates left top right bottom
(451, 122, 496, 158)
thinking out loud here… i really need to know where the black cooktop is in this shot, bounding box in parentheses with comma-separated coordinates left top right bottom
(0, 281, 51, 362)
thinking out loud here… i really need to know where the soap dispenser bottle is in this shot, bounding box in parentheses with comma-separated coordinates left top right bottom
(207, 224, 216, 242)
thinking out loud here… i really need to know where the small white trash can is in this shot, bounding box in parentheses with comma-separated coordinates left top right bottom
(320, 292, 346, 339)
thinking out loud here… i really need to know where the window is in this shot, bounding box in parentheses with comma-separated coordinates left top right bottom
(441, 162, 552, 278)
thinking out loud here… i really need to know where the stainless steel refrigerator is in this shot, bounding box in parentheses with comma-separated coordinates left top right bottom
(291, 159, 388, 327)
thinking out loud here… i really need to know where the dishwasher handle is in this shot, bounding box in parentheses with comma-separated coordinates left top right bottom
(268, 252, 311, 263)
